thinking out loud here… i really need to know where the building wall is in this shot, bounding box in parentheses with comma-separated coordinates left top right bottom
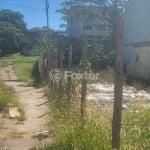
(67, 21, 111, 40)
(123, 46, 135, 66)
(67, 7, 111, 39)
(124, 0, 150, 79)
(125, 0, 150, 45)
(128, 46, 150, 79)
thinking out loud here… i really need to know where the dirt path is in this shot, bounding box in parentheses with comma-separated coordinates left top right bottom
(0, 65, 53, 150)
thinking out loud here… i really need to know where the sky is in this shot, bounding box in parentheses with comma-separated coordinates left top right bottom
(0, 0, 65, 31)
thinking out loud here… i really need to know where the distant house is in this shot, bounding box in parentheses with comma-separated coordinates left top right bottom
(67, 7, 112, 41)
(56, 30, 67, 37)
(124, 0, 150, 79)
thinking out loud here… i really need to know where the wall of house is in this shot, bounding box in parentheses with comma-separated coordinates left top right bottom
(124, 0, 150, 79)
(123, 46, 135, 66)
(128, 46, 150, 79)
(82, 21, 110, 35)
(67, 22, 111, 39)
(124, 0, 150, 45)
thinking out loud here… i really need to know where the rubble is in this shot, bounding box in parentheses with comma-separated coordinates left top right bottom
(9, 107, 21, 118)
(87, 83, 150, 109)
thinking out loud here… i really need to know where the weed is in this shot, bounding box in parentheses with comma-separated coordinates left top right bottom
(0, 53, 39, 86)
(89, 67, 115, 84)
(31, 88, 150, 150)
(0, 59, 8, 67)
(0, 79, 25, 121)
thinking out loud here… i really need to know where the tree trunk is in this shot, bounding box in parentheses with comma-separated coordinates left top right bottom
(112, 18, 124, 150)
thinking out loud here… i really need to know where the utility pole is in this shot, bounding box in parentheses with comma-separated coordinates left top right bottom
(45, 0, 49, 28)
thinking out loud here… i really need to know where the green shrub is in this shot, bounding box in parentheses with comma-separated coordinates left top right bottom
(88, 42, 115, 70)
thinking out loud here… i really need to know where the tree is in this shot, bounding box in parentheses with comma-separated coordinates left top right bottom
(0, 9, 28, 55)
(57, 0, 100, 30)
(84, 0, 128, 47)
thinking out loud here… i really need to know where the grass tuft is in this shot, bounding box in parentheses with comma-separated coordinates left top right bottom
(0, 79, 25, 121)
(0, 53, 39, 86)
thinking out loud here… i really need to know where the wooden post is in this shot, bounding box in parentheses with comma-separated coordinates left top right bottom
(50, 55, 55, 91)
(49, 54, 52, 88)
(39, 52, 43, 80)
(67, 43, 72, 112)
(58, 54, 64, 98)
(81, 35, 88, 120)
(43, 53, 48, 80)
(48, 53, 51, 88)
(54, 54, 58, 92)
(112, 18, 124, 150)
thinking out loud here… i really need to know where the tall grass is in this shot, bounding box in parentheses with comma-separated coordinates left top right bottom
(31, 88, 150, 150)
(4, 53, 148, 149)
(88, 67, 115, 84)
(31, 95, 111, 150)
(10, 53, 38, 83)
(1, 53, 39, 86)
(97, 67, 115, 84)
(0, 79, 24, 120)
(0, 59, 9, 67)
(122, 107, 150, 149)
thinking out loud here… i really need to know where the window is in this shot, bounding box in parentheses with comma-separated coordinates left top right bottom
(83, 24, 92, 30)
(97, 25, 106, 31)
(102, 11, 106, 17)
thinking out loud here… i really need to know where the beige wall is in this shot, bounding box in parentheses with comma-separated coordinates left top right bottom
(128, 46, 150, 79)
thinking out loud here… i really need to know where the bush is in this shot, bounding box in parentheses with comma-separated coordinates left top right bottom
(88, 42, 115, 70)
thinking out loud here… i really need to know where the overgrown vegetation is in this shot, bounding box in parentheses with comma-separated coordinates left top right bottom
(0, 59, 8, 67)
(122, 106, 150, 150)
(31, 88, 150, 150)
(90, 67, 115, 84)
(1, 53, 39, 86)
(0, 78, 24, 120)
(89, 41, 115, 70)
(1, 53, 149, 150)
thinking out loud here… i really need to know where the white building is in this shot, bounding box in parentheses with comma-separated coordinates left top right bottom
(124, 0, 150, 79)
(67, 8, 111, 41)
